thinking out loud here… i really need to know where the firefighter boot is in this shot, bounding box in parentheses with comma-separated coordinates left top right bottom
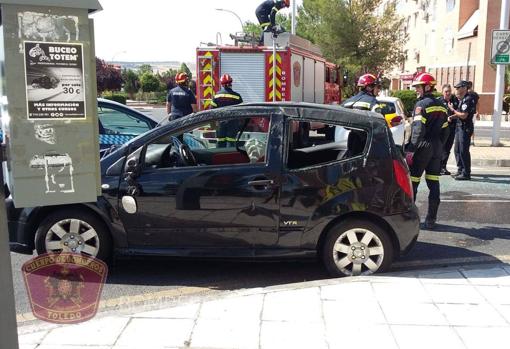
(424, 199, 440, 230)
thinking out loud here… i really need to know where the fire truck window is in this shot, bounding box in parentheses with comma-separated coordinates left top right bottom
(143, 117, 270, 169)
(286, 120, 367, 170)
(326, 68, 331, 83)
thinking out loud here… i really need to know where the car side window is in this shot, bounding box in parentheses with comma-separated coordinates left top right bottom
(143, 116, 271, 170)
(379, 102, 396, 115)
(98, 106, 151, 136)
(286, 120, 367, 170)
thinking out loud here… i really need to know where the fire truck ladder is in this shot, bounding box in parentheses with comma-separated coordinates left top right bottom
(199, 54, 214, 110)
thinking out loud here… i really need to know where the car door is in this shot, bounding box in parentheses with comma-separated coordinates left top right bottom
(97, 102, 154, 152)
(118, 112, 283, 249)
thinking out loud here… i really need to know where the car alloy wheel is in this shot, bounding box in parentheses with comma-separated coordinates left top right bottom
(45, 219, 100, 257)
(322, 219, 393, 277)
(332, 228, 384, 276)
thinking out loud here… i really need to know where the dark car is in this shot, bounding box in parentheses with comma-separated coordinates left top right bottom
(7, 103, 420, 277)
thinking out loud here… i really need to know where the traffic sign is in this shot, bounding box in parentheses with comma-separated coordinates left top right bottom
(491, 30, 510, 64)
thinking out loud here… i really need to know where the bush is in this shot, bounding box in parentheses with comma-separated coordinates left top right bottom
(390, 90, 417, 115)
(102, 92, 127, 105)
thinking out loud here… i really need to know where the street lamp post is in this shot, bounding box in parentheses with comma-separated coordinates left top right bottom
(215, 8, 244, 33)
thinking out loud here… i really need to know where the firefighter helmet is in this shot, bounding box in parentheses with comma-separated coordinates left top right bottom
(220, 74, 233, 86)
(411, 72, 436, 87)
(357, 74, 377, 87)
(175, 72, 189, 84)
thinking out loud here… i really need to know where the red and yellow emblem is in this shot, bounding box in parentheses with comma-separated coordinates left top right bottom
(22, 253, 107, 324)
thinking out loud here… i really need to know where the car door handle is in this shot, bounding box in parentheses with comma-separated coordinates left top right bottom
(248, 179, 274, 186)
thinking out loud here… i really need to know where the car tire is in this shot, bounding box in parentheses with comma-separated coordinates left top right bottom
(322, 219, 393, 277)
(35, 209, 112, 263)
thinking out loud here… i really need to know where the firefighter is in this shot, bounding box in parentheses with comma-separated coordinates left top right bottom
(341, 74, 381, 113)
(256, 0, 290, 43)
(407, 73, 449, 230)
(212, 74, 244, 147)
(166, 72, 197, 121)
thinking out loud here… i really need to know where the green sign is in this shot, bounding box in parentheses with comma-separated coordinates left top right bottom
(495, 55, 510, 63)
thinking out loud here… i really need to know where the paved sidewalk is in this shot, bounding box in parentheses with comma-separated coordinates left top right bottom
(465, 139, 510, 167)
(18, 263, 510, 349)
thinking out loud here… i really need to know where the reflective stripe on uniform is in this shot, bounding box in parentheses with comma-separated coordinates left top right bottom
(421, 117, 427, 124)
(425, 106, 448, 114)
(260, 22, 270, 28)
(215, 94, 241, 100)
(210, 101, 217, 107)
(217, 137, 237, 142)
(352, 101, 371, 109)
(410, 176, 421, 183)
(413, 115, 422, 122)
(442, 121, 449, 128)
(425, 174, 440, 181)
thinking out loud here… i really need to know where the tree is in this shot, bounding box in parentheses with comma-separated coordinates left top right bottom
(138, 64, 153, 75)
(96, 58, 123, 94)
(139, 72, 160, 93)
(179, 63, 192, 80)
(243, 13, 291, 38)
(121, 68, 140, 100)
(297, 0, 407, 96)
(160, 68, 178, 90)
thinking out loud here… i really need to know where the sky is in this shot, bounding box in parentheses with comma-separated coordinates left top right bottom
(92, 0, 303, 63)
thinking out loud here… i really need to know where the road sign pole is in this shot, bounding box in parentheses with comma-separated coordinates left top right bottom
(0, 151, 19, 349)
(492, 0, 510, 146)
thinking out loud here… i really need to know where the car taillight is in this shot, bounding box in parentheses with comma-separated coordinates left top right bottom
(393, 159, 413, 200)
(390, 115, 403, 127)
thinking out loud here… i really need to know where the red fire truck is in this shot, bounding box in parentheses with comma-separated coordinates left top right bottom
(196, 33, 341, 111)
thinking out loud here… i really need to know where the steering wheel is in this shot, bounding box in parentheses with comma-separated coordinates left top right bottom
(171, 136, 197, 166)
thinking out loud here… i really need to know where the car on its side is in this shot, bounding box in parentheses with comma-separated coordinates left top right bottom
(376, 96, 409, 147)
(7, 102, 420, 277)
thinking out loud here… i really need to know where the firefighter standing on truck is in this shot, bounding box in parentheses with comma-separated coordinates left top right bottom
(166, 72, 197, 122)
(256, 0, 290, 42)
(407, 73, 449, 230)
(212, 74, 244, 147)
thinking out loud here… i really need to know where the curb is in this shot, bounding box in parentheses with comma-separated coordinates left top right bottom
(471, 158, 510, 167)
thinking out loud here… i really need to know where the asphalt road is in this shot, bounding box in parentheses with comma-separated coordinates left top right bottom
(474, 126, 510, 140)
(10, 164, 510, 323)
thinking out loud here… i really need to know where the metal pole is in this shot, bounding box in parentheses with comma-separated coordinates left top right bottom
(291, 0, 296, 35)
(215, 8, 244, 33)
(273, 36, 277, 102)
(492, 0, 510, 146)
(0, 159, 20, 349)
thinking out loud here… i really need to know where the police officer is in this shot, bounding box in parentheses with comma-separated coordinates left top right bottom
(212, 74, 244, 147)
(166, 72, 197, 121)
(256, 0, 290, 43)
(437, 84, 458, 175)
(449, 80, 476, 181)
(407, 73, 449, 229)
(341, 74, 381, 113)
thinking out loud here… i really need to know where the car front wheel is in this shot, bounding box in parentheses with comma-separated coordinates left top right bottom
(35, 209, 112, 262)
(322, 219, 393, 277)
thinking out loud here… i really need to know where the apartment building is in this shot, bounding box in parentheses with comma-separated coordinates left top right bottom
(388, 0, 506, 114)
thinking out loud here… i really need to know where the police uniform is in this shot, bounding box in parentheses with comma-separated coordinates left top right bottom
(341, 91, 381, 113)
(408, 93, 449, 225)
(167, 85, 196, 120)
(211, 87, 244, 147)
(256, 0, 286, 34)
(454, 93, 476, 179)
(437, 95, 458, 172)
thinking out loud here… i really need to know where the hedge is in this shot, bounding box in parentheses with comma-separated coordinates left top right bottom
(390, 90, 442, 116)
(102, 93, 127, 105)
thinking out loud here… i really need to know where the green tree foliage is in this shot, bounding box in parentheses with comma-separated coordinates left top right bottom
(138, 64, 153, 75)
(243, 13, 292, 38)
(298, 0, 408, 96)
(139, 72, 160, 93)
(96, 58, 123, 94)
(179, 63, 193, 80)
(390, 89, 417, 115)
(121, 68, 140, 100)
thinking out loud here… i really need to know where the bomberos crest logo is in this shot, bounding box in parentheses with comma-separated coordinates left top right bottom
(22, 253, 108, 324)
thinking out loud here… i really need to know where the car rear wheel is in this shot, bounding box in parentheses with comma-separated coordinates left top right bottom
(35, 209, 112, 262)
(322, 219, 393, 277)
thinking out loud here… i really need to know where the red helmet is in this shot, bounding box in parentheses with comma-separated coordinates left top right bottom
(175, 72, 189, 84)
(283, 0, 290, 7)
(220, 74, 233, 86)
(357, 74, 377, 87)
(412, 72, 436, 87)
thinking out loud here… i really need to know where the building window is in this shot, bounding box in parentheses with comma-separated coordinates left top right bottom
(446, 0, 455, 12)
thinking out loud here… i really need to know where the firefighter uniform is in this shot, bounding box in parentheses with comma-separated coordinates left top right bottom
(167, 85, 196, 120)
(437, 95, 458, 172)
(256, 0, 287, 35)
(341, 91, 381, 113)
(408, 93, 449, 225)
(211, 87, 244, 147)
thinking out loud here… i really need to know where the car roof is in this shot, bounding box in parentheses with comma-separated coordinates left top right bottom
(376, 96, 400, 103)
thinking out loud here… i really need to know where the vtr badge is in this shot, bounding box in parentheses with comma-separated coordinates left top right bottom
(22, 253, 107, 324)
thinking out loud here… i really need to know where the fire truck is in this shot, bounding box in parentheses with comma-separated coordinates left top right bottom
(196, 33, 342, 111)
